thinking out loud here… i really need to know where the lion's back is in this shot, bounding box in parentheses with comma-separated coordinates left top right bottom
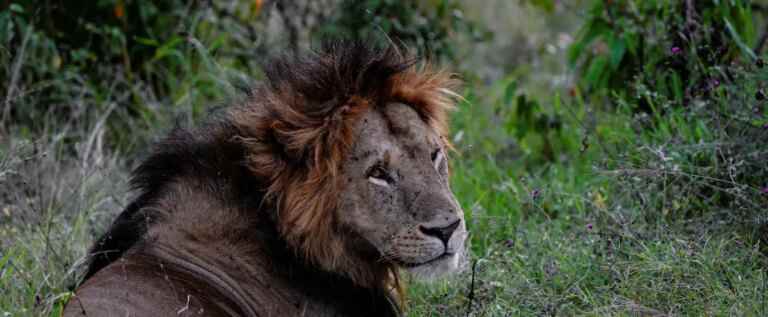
(63, 255, 240, 317)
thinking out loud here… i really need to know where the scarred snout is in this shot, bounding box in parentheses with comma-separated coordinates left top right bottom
(419, 218, 461, 246)
(386, 191, 467, 278)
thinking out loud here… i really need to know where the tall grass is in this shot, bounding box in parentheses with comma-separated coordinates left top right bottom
(1, 111, 130, 315)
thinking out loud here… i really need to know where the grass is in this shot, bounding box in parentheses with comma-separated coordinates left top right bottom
(2, 2, 767, 316)
(403, 68, 768, 315)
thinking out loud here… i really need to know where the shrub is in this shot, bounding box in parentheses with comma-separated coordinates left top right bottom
(568, 0, 760, 105)
(566, 0, 768, 250)
(0, 0, 483, 145)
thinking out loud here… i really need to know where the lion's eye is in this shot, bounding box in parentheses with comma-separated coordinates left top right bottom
(432, 148, 444, 171)
(367, 164, 394, 187)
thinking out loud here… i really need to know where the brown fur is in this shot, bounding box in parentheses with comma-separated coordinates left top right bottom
(64, 40, 461, 316)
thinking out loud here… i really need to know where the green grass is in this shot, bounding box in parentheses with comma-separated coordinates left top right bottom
(402, 60, 768, 315)
(2, 2, 768, 316)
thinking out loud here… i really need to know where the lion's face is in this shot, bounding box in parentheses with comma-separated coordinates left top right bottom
(338, 102, 467, 279)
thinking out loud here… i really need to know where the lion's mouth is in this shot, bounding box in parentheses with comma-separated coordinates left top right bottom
(398, 252, 456, 268)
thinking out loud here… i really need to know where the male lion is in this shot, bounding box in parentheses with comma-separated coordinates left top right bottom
(64, 40, 467, 316)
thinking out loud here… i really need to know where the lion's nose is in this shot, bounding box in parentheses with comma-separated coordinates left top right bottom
(419, 219, 460, 245)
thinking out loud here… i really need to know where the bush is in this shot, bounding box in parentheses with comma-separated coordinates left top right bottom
(566, 0, 768, 243)
(316, 0, 488, 59)
(568, 0, 760, 104)
(0, 0, 483, 146)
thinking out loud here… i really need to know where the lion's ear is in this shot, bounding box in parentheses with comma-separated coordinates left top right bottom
(241, 138, 289, 182)
(231, 111, 292, 183)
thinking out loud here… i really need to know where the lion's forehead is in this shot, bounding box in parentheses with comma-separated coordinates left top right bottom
(383, 103, 430, 138)
(353, 103, 439, 159)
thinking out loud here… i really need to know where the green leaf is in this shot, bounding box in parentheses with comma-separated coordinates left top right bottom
(503, 79, 517, 106)
(584, 55, 609, 89)
(0, 248, 14, 273)
(624, 32, 639, 56)
(669, 71, 683, 105)
(734, 4, 755, 46)
(567, 19, 610, 66)
(608, 35, 626, 70)
(134, 36, 159, 47)
(529, 0, 555, 12)
(514, 94, 532, 139)
(152, 37, 184, 61)
(724, 18, 756, 60)
(9, 3, 24, 13)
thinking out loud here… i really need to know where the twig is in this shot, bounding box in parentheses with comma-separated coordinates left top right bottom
(176, 295, 191, 315)
(75, 295, 88, 316)
(755, 31, 767, 54)
(761, 267, 767, 317)
(749, 3, 767, 53)
(274, 1, 300, 53)
(2, 20, 32, 130)
(464, 260, 477, 317)
(684, 0, 698, 41)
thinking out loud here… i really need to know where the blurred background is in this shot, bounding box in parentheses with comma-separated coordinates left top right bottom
(1, 0, 767, 315)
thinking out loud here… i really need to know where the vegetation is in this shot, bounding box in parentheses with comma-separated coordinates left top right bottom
(1, 0, 766, 316)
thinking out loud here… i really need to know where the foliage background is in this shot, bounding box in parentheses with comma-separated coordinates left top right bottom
(1, 0, 767, 315)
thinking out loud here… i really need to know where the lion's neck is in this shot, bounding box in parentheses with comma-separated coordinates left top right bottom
(134, 180, 399, 316)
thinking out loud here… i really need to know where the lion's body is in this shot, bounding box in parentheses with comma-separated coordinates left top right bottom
(64, 120, 399, 316)
(64, 41, 464, 316)
(67, 187, 396, 316)
(72, 253, 396, 316)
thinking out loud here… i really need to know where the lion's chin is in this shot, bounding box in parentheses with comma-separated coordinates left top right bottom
(403, 252, 462, 281)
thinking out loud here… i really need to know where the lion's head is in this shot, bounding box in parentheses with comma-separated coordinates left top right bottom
(231, 41, 465, 294)
(337, 101, 467, 280)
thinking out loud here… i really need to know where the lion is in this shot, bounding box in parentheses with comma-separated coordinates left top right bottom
(63, 40, 467, 316)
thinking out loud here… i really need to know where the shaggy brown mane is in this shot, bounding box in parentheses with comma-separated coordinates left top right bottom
(81, 40, 460, 311)
(232, 41, 459, 291)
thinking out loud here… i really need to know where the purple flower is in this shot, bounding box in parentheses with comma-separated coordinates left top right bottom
(586, 223, 593, 231)
(531, 189, 541, 200)
(761, 187, 768, 194)
(671, 46, 682, 54)
(763, 123, 768, 129)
